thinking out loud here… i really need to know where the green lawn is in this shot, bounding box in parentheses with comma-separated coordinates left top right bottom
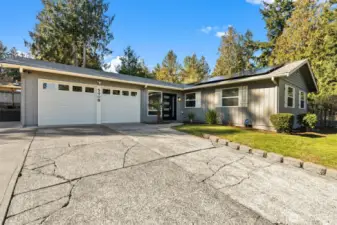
(174, 124, 337, 169)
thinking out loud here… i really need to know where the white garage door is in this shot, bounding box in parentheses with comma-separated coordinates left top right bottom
(38, 80, 97, 126)
(101, 87, 140, 123)
(38, 80, 141, 126)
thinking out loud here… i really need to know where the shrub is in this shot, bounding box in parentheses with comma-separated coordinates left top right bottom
(187, 112, 195, 122)
(303, 113, 317, 129)
(297, 113, 306, 127)
(205, 110, 217, 125)
(270, 113, 294, 133)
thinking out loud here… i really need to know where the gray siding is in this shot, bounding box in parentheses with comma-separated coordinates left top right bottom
(183, 80, 277, 130)
(278, 70, 309, 127)
(22, 71, 182, 126)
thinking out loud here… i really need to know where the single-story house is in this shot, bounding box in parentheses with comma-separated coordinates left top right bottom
(0, 57, 317, 130)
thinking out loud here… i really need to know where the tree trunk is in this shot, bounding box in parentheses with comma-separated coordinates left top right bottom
(72, 43, 78, 67)
(82, 42, 86, 68)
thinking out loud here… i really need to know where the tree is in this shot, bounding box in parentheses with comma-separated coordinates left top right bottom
(272, 0, 337, 125)
(213, 27, 256, 76)
(271, 0, 318, 64)
(154, 50, 181, 83)
(0, 41, 7, 60)
(255, 0, 295, 67)
(117, 46, 152, 78)
(181, 54, 210, 83)
(26, 0, 114, 70)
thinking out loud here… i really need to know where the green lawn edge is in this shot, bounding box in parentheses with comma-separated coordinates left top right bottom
(174, 124, 337, 169)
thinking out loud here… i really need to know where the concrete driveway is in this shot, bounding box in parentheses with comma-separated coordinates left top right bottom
(2, 124, 337, 225)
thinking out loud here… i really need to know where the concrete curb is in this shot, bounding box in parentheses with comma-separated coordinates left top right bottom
(201, 133, 333, 179)
(0, 132, 35, 225)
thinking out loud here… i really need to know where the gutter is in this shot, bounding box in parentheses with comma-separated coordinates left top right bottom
(0, 63, 184, 91)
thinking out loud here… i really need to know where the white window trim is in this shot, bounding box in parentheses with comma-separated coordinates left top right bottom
(221, 87, 240, 108)
(299, 90, 306, 109)
(185, 92, 197, 108)
(147, 90, 162, 116)
(285, 84, 295, 108)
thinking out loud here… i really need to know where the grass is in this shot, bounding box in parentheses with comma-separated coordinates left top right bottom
(174, 124, 337, 169)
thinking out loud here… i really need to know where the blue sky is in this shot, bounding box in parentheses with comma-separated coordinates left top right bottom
(0, 0, 271, 72)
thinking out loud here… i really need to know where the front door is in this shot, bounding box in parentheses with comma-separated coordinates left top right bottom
(162, 93, 177, 121)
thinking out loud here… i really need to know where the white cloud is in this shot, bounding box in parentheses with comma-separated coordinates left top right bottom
(103, 56, 122, 73)
(246, 0, 274, 5)
(16, 50, 33, 58)
(215, 31, 227, 38)
(200, 26, 219, 34)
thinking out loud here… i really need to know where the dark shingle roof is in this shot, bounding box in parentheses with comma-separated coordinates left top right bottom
(0, 57, 190, 89)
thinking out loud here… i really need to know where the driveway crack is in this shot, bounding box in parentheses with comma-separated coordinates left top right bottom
(123, 143, 138, 168)
(201, 156, 246, 183)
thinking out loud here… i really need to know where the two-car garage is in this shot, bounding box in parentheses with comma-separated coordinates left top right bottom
(37, 79, 141, 126)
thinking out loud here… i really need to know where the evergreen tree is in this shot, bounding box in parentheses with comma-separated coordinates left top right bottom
(181, 54, 210, 83)
(117, 46, 152, 78)
(26, 0, 114, 69)
(155, 50, 181, 83)
(213, 27, 256, 76)
(271, 0, 317, 64)
(272, 0, 337, 115)
(0, 41, 7, 60)
(256, 0, 295, 67)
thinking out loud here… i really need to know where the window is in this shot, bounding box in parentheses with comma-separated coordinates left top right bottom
(185, 93, 196, 108)
(43, 83, 56, 90)
(131, 92, 137, 97)
(103, 89, 111, 95)
(122, 91, 129, 96)
(85, 87, 94, 93)
(113, 90, 120, 95)
(299, 90, 306, 109)
(222, 88, 239, 107)
(72, 86, 82, 92)
(58, 84, 69, 91)
(285, 85, 295, 108)
(148, 91, 162, 116)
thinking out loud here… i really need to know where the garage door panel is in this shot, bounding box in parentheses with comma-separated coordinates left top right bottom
(101, 90, 140, 123)
(38, 80, 96, 126)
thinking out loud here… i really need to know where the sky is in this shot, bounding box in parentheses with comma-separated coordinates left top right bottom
(0, 0, 272, 72)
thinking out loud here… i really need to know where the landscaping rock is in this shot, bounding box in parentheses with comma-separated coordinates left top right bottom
(209, 135, 219, 143)
(326, 168, 337, 180)
(239, 145, 251, 153)
(250, 149, 267, 158)
(228, 142, 240, 150)
(302, 162, 327, 175)
(266, 152, 283, 163)
(283, 157, 303, 168)
(202, 133, 210, 139)
(218, 139, 228, 146)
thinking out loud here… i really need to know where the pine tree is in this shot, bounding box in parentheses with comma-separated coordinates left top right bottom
(117, 46, 152, 78)
(256, 0, 295, 67)
(271, 0, 317, 64)
(213, 27, 255, 76)
(0, 41, 7, 60)
(26, 0, 114, 69)
(181, 54, 210, 83)
(155, 50, 181, 83)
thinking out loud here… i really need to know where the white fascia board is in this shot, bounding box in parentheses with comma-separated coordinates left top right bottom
(0, 63, 184, 91)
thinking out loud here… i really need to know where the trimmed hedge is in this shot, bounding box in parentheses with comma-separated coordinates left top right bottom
(270, 113, 294, 133)
(205, 110, 217, 125)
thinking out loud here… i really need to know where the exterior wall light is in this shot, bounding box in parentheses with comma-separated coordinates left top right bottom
(178, 97, 182, 102)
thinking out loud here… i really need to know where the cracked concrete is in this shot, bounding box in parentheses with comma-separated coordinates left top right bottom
(3, 124, 337, 225)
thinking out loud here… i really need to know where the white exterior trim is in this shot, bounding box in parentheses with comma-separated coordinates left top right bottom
(219, 86, 241, 108)
(299, 89, 307, 109)
(285, 84, 295, 109)
(185, 92, 197, 108)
